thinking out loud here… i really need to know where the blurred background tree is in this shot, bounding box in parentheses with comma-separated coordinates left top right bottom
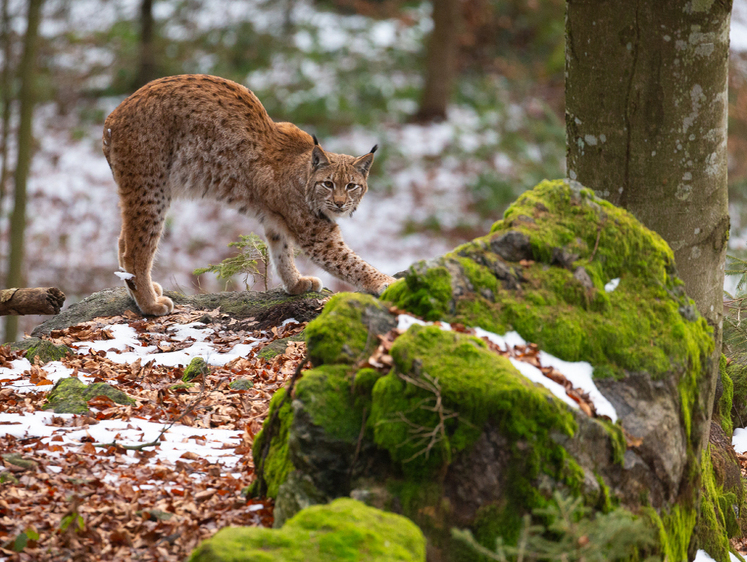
(4, 0, 43, 342)
(133, 0, 157, 89)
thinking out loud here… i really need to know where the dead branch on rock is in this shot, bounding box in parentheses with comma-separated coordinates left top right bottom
(0, 287, 65, 315)
(379, 370, 459, 464)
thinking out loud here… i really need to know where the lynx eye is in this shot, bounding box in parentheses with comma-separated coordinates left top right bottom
(322, 181, 334, 189)
(346, 183, 359, 191)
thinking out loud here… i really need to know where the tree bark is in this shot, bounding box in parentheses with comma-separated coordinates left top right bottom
(565, 0, 731, 523)
(0, 0, 14, 244)
(133, 0, 156, 89)
(0, 287, 64, 315)
(415, 0, 461, 122)
(5, 0, 44, 342)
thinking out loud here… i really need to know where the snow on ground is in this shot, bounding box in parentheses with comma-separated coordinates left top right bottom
(396, 313, 618, 421)
(732, 427, 747, 454)
(0, 313, 292, 481)
(693, 549, 742, 562)
(0, 410, 244, 476)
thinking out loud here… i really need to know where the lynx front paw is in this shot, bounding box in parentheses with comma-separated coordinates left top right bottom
(137, 295, 175, 316)
(287, 276, 324, 295)
(373, 275, 397, 296)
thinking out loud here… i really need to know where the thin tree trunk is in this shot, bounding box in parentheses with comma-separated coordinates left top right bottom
(415, 0, 461, 122)
(565, 0, 731, 522)
(133, 0, 155, 89)
(5, 0, 43, 343)
(0, 0, 14, 247)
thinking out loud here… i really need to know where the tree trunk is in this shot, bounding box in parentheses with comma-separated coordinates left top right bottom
(0, 0, 14, 247)
(565, 0, 731, 529)
(133, 0, 156, 89)
(415, 0, 461, 122)
(5, 0, 43, 342)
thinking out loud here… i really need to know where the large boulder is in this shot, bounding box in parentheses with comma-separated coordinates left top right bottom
(248, 180, 736, 560)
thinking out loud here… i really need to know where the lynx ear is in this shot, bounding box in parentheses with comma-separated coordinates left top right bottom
(311, 144, 331, 169)
(353, 151, 375, 176)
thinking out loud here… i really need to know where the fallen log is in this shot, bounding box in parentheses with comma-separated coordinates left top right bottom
(0, 287, 65, 316)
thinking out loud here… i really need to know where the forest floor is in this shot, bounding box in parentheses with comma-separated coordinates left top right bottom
(0, 295, 743, 561)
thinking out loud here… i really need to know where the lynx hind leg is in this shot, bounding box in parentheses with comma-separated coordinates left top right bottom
(117, 197, 174, 316)
(266, 229, 322, 294)
(117, 227, 166, 301)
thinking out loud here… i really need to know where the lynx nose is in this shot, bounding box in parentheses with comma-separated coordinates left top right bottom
(334, 200, 345, 209)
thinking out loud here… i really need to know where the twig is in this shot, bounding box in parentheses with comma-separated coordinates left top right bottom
(348, 406, 367, 480)
(377, 371, 460, 464)
(93, 379, 207, 450)
(588, 219, 605, 262)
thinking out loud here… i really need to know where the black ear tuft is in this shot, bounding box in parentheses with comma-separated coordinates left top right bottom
(312, 134, 319, 146)
(370, 144, 378, 154)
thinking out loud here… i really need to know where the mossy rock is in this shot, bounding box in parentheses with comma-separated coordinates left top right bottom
(229, 378, 254, 390)
(715, 355, 735, 436)
(43, 377, 135, 414)
(187, 498, 426, 562)
(694, 422, 747, 560)
(258, 333, 305, 360)
(305, 293, 396, 367)
(254, 180, 716, 561)
(183, 357, 209, 381)
(11, 338, 72, 364)
(2, 453, 37, 471)
(383, 179, 712, 384)
(249, 388, 295, 499)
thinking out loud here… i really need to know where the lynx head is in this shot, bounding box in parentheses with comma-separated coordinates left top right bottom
(305, 136, 376, 221)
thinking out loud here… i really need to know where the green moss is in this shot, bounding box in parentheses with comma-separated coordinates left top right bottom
(305, 293, 383, 366)
(455, 256, 499, 295)
(169, 382, 195, 391)
(42, 377, 135, 414)
(694, 447, 733, 561)
(187, 498, 426, 562)
(295, 365, 365, 443)
(183, 357, 209, 381)
(384, 180, 714, 391)
(381, 266, 452, 321)
(728, 360, 747, 432)
(24, 340, 72, 364)
(229, 378, 254, 390)
(258, 333, 305, 360)
(645, 503, 697, 562)
(250, 388, 295, 498)
(716, 355, 734, 436)
(594, 473, 614, 513)
(469, 502, 525, 556)
(353, 368, 385, 397)
(2, 453, 37, 470)
(370, 325, 577, 484)
(600, 420, 626, 466)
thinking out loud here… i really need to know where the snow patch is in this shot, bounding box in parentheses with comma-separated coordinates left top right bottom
(604, 278, 620, 292)
(396, 315, 618, 421)
(692, 549, 742, 562)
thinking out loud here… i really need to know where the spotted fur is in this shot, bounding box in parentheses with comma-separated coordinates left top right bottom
(103, 74, 394, 316)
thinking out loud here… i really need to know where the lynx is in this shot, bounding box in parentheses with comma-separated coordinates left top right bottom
(103, 74, 395, 316)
